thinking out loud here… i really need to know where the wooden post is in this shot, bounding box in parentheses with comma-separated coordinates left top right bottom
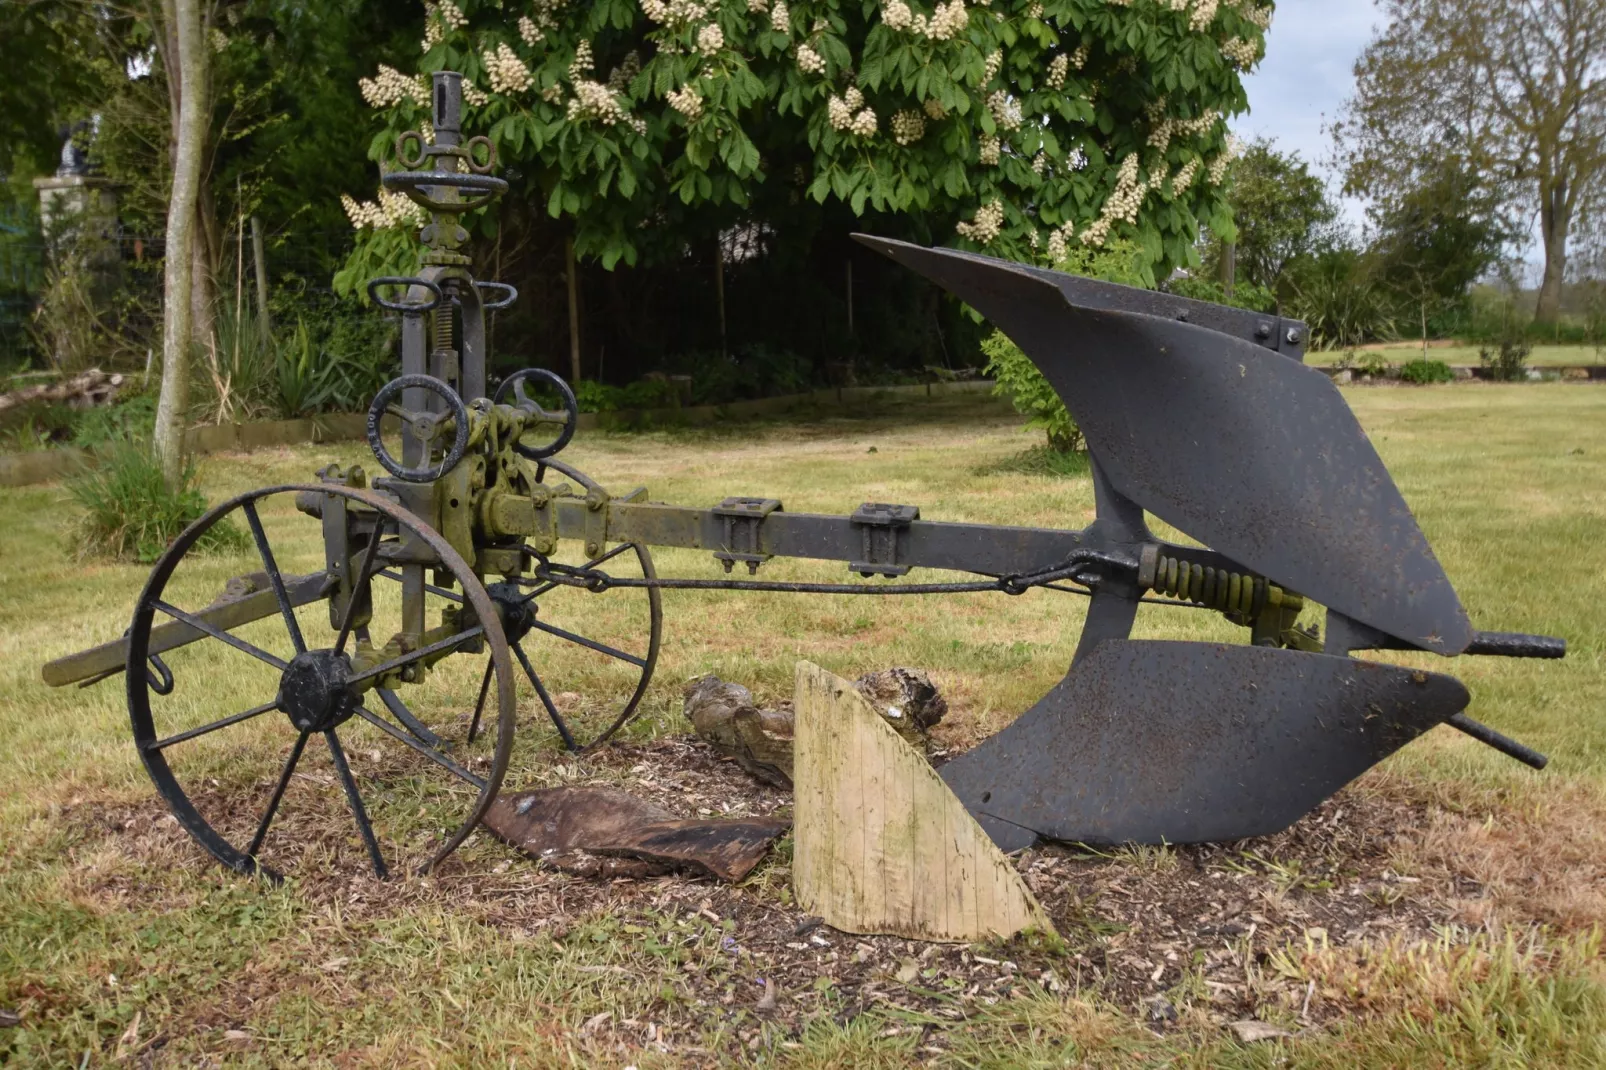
(250, 215, 270, 345)
(715, 240, 727, 359)
(1219, 241, 1236, 302)
(846, 258, 854, 337)
(792, 661, 1053, 942)
(565, 236, 582, 383)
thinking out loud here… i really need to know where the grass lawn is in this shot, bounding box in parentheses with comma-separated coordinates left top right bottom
(1303, 342, 1603, 368)
(1, 384, 1603, 1067)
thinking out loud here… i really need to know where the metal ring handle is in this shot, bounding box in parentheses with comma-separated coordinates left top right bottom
(395, 130, 429, 170)
(474, 281, 518, 310)
(493, 368, 579, 460)
(368, 277, 444, 313)
(464, 135, 497, 174)
(367, 374, 472, 483)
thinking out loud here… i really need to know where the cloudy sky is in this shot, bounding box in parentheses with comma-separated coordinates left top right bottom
(1234, 0, 1382, 228)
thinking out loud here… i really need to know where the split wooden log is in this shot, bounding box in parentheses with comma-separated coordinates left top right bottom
(683, 668, 948, 787)
(0, 368, 125, 416)
(791, 661, 1054, 942)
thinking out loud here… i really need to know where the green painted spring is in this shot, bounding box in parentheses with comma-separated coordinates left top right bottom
(1149, 555, 1276, 616)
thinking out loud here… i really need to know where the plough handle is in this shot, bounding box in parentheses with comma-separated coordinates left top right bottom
(1447, 712, 1549, 770)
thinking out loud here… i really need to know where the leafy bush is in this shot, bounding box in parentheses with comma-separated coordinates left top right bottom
(982, 242, 1149, 454)
(1165, 275, 1278, 314)
(66, 439, 247, 562)
(1481, 339, 1532, 381)
(1286, 250, 1396, 349)
(1399, 358, 1455, 384)
(274, 311, 396, 416)
(982, 332, 1083, 453)
(71, 391, 157, 447)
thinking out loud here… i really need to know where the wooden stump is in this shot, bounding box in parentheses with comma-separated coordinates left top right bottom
(792, 661, 1054, 942)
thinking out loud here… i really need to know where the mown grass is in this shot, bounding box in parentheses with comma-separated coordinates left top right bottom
(1, 384, 1603, 1066)
(1304, 343, 1602, 368)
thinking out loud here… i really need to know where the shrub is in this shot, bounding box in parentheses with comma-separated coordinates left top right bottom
(983, 242, 1149, 455)
(1481, 338, 1532, 382)
(982, 332, 1083, 453)
(66, 439, 247, 563)
(1399, 358, 1455, 384)
(274, 311, 396, 416)
(1286, 250, 1396, 350)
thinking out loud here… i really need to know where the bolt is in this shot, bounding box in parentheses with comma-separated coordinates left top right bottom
(586, 542, 600, 556)
(1285, 327, 1303, 346)
(1255, 322, 1272, 340)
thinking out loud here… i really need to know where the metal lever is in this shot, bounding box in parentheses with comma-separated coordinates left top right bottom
(1447, 712, 1549, 770)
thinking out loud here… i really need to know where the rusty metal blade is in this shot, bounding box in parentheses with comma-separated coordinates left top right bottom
(855, 235, 1471, 656)
(939, 641, 1470, 852)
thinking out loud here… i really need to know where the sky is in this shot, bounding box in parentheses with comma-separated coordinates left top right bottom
(1233, 0, 1382, 231)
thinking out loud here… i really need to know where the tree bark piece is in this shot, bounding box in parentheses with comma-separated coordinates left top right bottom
(684, 668, 948, 786)
(481, 786, 787, 882)
(791, 661, 1054, 942)
(0, 369, 123, 415)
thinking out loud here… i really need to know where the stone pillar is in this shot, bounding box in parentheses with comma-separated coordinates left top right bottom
(31, 130, 121, 367)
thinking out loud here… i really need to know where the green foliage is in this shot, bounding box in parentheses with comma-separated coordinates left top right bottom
(1165, 273, 1276, 313)
(1215, 137, 1340, 293)
(274, 312, 396, 416)
(982, 241, 1149, 452)
(1286, 249, 1396, 349)
(342, 0, 1269, 288)
(65, 440, 247, 563)
(1398, 357, 1454, 384)
(1480, 338, 1531, 382)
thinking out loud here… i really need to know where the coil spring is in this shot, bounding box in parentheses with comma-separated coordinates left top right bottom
(1147, 554, 1289, 617)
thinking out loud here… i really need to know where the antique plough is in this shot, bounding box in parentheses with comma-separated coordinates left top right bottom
(42, 74, 1566, 879)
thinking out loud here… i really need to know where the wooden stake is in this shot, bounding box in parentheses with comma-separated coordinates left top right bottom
(250, 215, 270, 345)
(565, 236, 582, 383)
(715, 240, 727, 359)
(792, 661, 1054, 942)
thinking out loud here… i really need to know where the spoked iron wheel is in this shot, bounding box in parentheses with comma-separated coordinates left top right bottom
(126, 484, 515, 881)
(441, 455, 662, 753)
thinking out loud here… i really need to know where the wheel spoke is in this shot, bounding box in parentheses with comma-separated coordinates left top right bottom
(376, 686, 442, 747)
(325, 729, 388, 879)
(466, 657, 494, 745)
(335, 527, 389, 656)
(151, 599, 288, 671)
(241, 500, 306, 655)
(346, 626, 484, 687)
(527, 618, 646, 667)
(374, 569, 464, 603)
(247, 730, 310, 858)
(146, 699, 280, 752)
(512, 641, 578, 751)
(352, 706, 487, 790)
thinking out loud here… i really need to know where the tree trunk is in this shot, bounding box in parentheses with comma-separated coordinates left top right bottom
(1534, 176, 1571, 325)
(153, 0, 208, 484)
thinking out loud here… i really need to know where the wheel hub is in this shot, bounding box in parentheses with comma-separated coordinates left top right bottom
(487, 582, 535, 644)
(278, 649, 359, 732)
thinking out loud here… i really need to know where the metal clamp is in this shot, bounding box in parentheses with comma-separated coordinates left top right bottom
(850, 502, 919, 577)
(713, 497, 782, 574)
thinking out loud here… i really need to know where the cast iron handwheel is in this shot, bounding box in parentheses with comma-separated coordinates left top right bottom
(126, 484, 516, 881)
(366, 373, 471, 483)
(493, 368, 578, 461)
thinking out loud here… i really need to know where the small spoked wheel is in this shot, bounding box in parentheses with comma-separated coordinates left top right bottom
(382, 454, 661, 753)
(366, 374, 470, 483)
(126, 484, 515, 881)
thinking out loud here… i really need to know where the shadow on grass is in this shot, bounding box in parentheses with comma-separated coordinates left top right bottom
(972, 444, 1092, 479)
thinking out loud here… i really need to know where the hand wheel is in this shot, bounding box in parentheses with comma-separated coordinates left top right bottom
(492, 368, 579, 460)
(366, 374, 471, 482)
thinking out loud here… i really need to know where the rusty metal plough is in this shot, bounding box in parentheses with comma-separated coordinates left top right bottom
(42, 74, 1566, 880)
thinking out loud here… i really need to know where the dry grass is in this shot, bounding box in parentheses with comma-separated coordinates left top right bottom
(1, 384, 1604, 1066)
